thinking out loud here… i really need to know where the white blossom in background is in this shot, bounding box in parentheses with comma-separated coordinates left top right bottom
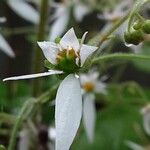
(125, 141, 144, 150)
(0, 17, 15, 58)
(49, 0, 92, 41)
(7, 0, 39, 24)
(18, 128, 30, 150)
(4, 28, 98, 150)
(125, 104, 150, 150)
(80, 71, 106, 142)
(141, 104, 150, 136)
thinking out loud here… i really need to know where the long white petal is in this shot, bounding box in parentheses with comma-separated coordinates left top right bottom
(83, 93, 96, 143)
(49, 12, 69, 41)
(7, 0, 39, 24)
(60, 28, 80, 51)
(74, 3, 90, 21)
(0, 34, 15, 58)
(55, 74, 82, 150)
(125, 141, 144, 150)
(3, 70, 63, 81)
(80, 44, 98, 66)
(37, 41, 59, 64)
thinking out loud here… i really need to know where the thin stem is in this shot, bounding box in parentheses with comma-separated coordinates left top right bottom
(1, 26, 36, 36)
(92, 53, 150, 64)
(7, 84, 58, 150)
(98, 13, 130, 48)
(31, 0, 49, 97)
(8, 100, 32, 150)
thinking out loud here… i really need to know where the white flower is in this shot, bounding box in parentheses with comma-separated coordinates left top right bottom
(125, 141, 144, 150)
(3, 28, 98, 150)
(49, 0, 91, 41)
(7, 0, 39, 24)
(80, 71, 106, 142)
(0, 17, 15, 58)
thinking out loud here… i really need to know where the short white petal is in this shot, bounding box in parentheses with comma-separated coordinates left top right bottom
(7, 0, 39, 24)
(3, 70, 63, 81)
(0, 34, 15, 58)
(94, 81, 107, 94)
(83, 93, 96, 142)
(37, 41, 59, 64)
(55, 74, 82, 150)
(49, 12, 69, 41)
(80, 44, 98, 66)
(125, 141, 144, 150)
(60, 28, 80, 51)
(74, 4, 90, 21)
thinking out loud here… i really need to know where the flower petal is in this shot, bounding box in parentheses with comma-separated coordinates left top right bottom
(55, 74, 82, 150)
(83, 93, 96, 142)
(37, 41, 59, 64)
(80, 44, 98, 66)
(74, 3, 90, 21)
(94, 81, 107, 94)
(49, 11, 69, 41)
(125, 141, 144, 150)
(3, 70, 63, 81)
(60, 28, 80, 51)
(80, 32, 88, 48)
(0, 34, 15, 58)
(7, 0, 39, 24)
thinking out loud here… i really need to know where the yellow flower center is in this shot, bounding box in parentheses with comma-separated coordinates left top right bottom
(82, 82, 94, 92)
(56, 49, 79, 63)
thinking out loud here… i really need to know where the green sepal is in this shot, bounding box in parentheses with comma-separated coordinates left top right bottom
(55, 57, 80, 74)
(124, 30, 144, 45)
(142, 20, 150, 34)
(44, 60, 55, 69)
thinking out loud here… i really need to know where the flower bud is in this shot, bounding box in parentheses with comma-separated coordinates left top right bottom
(124, 30, 144, 45)
(142, 20, 150, 34)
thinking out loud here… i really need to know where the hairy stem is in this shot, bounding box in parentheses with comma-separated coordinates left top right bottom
(92, 53, 150, 64)
(31, 0, 49, 97)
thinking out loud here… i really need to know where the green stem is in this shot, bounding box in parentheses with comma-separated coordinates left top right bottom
(1, 26, 36, 36)
(8, 100, 31, 150)
(31, 0, 49, 97)
(98, 13, 130, 48)
(128, 0, 150, 31)
(92, 53, 150, 64)
(7, 84, 58, 150)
